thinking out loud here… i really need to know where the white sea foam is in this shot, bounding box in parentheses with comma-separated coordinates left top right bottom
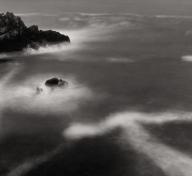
(181, 55, 192, 62)
(9, 14, 131, 59)
(106, 57, 134, 63)
(78, 12, 144, 17)
(15, 13, 57, 17)
(0, 68, 93, 115)
(79, 13, 110, 17)
(0, 54, 10, 59)
(59, 17, 70, 21)
(64, 111, 192, 176)
(24, 25, 115, 57)
(0, 25, 111, 59)
(24, 29, 85, 56)
(7, 111, 192, 176)
(24, 43, 70, 55)
(0, 52, 20, 59)
(155, 15, 192, 19)
(15, 13, 41, 17)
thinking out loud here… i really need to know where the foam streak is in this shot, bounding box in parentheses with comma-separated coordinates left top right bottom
(64, 112, 192, 176)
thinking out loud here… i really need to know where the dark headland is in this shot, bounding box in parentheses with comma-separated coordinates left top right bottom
(0, 12, 70, 52)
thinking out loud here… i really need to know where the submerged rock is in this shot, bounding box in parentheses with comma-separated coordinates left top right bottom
(45, 77, 68, 88)
(0, 12, 70, 52)
(36, 87, 43, 94)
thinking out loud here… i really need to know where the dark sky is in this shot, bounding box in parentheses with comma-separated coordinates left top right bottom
(1, 0, 192, 15)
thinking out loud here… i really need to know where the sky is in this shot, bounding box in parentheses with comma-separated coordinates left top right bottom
(1, 0, 192, 16)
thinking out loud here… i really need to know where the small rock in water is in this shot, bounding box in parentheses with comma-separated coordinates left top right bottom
(36, 87, 43, 94)
(45, 77, 68, 88)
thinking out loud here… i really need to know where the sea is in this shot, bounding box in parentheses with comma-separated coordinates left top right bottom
(1, 12, 192, 176)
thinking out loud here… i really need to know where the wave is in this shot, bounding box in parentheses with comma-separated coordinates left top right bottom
(64, 111, 192, 176)
(15, 12, 41, 17)
(0, 53, 11, 59)
(106, 57, 134, 63)
(24, 25, 116, 57)
(155, 15, 192, 19)
(24, 43, 71, 55)
(9, 110, 192, 176)
(79, 13, 111, 17)
(59, 17, 71, 21)
(15, 12, 57, 17)
(23, 31, 86, 57)
(75, 12, 145, 17)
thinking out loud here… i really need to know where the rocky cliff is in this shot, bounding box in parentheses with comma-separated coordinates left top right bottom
(0, 12, 70, 52)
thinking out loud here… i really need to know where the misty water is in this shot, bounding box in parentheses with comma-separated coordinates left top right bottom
(2, 13, 192, 176)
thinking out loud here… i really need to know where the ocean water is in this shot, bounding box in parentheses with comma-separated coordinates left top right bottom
(1, 13, 192, 176)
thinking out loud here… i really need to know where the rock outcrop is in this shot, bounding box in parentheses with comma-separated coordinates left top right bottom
(0, 12, 70, 52)
(45, 77, 68, 88)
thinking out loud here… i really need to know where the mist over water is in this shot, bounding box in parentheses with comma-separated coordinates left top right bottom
(0, 69, 92, 115)
(2, 12, 192, 176)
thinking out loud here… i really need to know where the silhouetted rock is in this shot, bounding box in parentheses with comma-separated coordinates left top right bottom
(0, 12, 70, 52)
(45, 77, 68, 88)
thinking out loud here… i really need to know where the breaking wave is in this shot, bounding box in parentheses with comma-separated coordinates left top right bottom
(24, 43, 70, 55)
